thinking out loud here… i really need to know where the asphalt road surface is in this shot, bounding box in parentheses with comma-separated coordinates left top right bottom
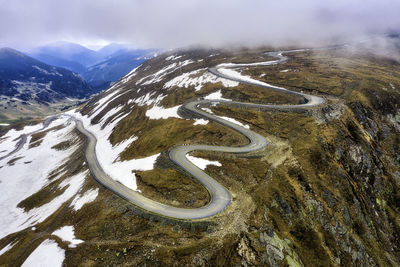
(1, 50, 325, 220)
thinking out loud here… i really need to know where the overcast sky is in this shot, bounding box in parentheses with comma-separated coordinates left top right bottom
(0, 0, 399, 50)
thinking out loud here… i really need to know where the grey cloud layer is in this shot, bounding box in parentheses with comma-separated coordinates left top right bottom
(0, 0, 399, 49)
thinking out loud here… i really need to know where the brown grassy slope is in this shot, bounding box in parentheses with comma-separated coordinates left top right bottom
(2, 46, 400, 266)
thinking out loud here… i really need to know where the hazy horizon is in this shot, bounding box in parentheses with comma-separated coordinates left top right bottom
(0, 0, 399, 51)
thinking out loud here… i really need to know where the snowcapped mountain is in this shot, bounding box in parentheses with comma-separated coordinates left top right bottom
(0, 46, 400, 266)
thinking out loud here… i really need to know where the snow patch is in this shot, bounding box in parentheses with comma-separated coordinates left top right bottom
(204, 90, 231, 101)
(137, 60, 194, 86)
(193, 119, 209, 125)
(22, 239, 64, 267)
(90, 89, 121, 117)
(186, 155, 221, 170)
(217, 116, 250, 129)
(165, 55, 183, 61)
(146, 105, 181, 120)
(132, 92, 166, 106)
(52, 226, 83, 248)
(70, 188, 99, 211)
(164, 69, 238, 91)
(119, 65, 141, 84)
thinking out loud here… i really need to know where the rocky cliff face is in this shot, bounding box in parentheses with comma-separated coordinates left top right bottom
(0, 46, 399, 266)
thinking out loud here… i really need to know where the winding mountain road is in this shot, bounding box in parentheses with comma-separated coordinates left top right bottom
(1, 50, 325, 220)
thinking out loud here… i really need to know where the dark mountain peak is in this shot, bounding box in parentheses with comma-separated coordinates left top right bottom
(0, 47, 48, 70)
(0, 47, 29, 58)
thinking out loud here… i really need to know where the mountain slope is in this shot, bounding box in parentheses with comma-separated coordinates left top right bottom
(82, 49, 157, 89)
(0, 48, 93, 122)
(0, 45, 400, 266)
(28, 42, 103, 73)
(29, 42, 157, 90)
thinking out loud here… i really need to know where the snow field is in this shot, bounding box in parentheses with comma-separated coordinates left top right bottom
(21, 239, 64, 267)
(0, 117, 90, 240)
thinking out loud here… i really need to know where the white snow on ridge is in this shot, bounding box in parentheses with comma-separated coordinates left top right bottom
(52, 226, 83, 248)
(146, 105, 181, 120)
(91, 89, 132, 120)
(91, 89, 121, 117)
(186, 155, 221, 170)
(22, 239, 64, 267)
(132, 92, 166, 107)
(137, 60, 194, 86)
(164, 69, 239, 91)
(119, 65, 142, 84)
(70, 188, 99, 211)
(97, 105, 123, 124)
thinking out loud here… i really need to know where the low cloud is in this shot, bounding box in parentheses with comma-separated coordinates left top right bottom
(0, 0, 399, 49)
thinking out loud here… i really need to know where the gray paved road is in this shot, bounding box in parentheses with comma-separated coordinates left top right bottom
(1, 50, 325, 220)
(73, 50, 324, 219)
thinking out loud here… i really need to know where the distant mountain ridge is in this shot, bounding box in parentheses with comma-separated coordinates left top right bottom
(0, 47, 93, 101)
(28, 42, 158, 89)
(28, 41, 103, 73)
(0, 47, 94, 122)
(82, 48, 158, 90)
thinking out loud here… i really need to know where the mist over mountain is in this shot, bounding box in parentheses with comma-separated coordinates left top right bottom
(28, 41, 102, 74)
(1, 0, 399, 49)
(27, 42, 157, 89)
(30, 42, 102, 67)
(97, 43, 132, 58)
